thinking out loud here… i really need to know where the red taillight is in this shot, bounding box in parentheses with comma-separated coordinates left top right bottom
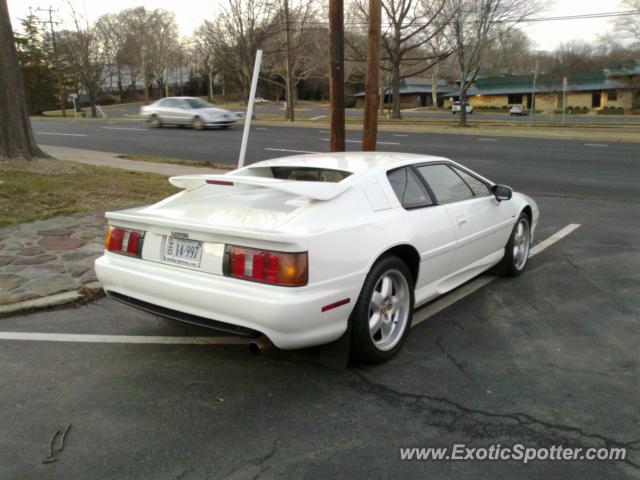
(105, 226, 144, 257)
(225, 245, 308, 287)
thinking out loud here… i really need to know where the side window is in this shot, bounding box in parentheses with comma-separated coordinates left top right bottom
(387, 167, 433, 209)
(451, 167, 490, 196)
(416, 164, 474, 204)
(160, 99, 176, 108)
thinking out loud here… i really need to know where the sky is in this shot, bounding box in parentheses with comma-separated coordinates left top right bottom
(6, 0, 632, 52)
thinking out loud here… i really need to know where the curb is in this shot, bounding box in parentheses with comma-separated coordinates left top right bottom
(0, 281, 103, 318)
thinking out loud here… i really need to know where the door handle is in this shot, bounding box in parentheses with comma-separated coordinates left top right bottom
(456, 216, 468, 227)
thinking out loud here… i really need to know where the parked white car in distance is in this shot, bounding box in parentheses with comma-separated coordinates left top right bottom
(95, 152, 539, 364)
(509, 104, 528, 116)
(451, 101, 474, 114)
(253, 97, 271, 104)
(140, 97, 238, 130)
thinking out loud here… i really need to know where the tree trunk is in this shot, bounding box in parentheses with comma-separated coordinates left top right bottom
(0, 0, 45, 160)
(283, 0, 294, 122)
(431, 62, 439, 109)
(142, 50, 149, 104)
(458, 89, 468, 127)
(391, 60, 401, 119)
(390, 27, 402, 119)
(89, 90, 97, 118)
(208, 66, 214, 102)
(117, 65, 124, 102)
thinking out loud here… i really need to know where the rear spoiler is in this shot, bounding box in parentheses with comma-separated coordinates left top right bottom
(169, 174, 351, 201)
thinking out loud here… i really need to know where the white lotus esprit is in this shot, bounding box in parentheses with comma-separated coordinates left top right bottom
(95, 152, 539, 363)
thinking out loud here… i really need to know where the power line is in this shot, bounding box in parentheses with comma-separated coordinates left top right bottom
(279, 9, 640, 28)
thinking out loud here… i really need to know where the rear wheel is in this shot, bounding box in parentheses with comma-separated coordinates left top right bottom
(351, 256, 414, 364)
(494, 212, 531, 276)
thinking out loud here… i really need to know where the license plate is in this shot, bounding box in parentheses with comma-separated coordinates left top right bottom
(164, 237, 203, 267)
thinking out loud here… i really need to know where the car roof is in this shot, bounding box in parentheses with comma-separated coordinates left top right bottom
(247, 152, 451, 174)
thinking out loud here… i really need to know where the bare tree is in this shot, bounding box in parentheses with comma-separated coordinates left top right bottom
(58, 5, 107, 118)
(352, 0, 451, 118)
(427, 31, 449, 109)
(145, 11, 179, 97)
(615, 0, 640, 48)
(447, 0, 545, 127)
(193, 23, 218, 102)
(121, 7, 177, 103)
(209, 0, 281, 102)
(0, 0, 44, 159)
(95, 13, 130, 100)
(262, 0, 320, 120)
(484, 27, 533, 73)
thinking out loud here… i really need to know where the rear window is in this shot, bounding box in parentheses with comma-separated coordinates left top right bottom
(270, 167, 352, 183)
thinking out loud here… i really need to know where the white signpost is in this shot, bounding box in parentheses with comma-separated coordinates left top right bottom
(238, 50, 263, 169)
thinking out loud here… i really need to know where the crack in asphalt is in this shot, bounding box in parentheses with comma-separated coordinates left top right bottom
(222, 440, 279, 480)
(563, 254, 580, 269)
(435, 336, 472, 381)
(352, 371, 640, 471)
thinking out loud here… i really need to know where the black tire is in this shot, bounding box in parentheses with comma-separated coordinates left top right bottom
(351, 256, 414, 364)
(493, 212, 531, 277)
(149, 115, 162, 128)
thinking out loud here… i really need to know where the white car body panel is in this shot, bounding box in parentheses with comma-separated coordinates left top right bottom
(95, 152, 538, 349)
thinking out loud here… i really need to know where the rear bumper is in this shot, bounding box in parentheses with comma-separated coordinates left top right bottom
(95, 253, 363, 349)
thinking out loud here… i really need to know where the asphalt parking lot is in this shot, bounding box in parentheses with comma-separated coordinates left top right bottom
(1, 121, 639, 478)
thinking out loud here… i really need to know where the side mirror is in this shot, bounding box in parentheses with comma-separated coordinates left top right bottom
(491, 184, 512, 202)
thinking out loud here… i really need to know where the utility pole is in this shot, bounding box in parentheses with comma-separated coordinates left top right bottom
(328, 0, 345, 152)
(362, 0, 381, 151)
(283, 0, 294, 121)
(37, 6, 65, 117)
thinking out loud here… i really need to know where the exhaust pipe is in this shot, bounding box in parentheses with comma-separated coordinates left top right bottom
(249, 335, 273, 354)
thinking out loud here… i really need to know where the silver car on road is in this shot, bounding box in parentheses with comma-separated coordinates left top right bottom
(140, 97, 239, 130)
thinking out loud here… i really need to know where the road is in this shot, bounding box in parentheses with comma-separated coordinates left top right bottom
(0, 118, 638, 479)
(99, 102, 640, 124)
(32, 118, 640, 203)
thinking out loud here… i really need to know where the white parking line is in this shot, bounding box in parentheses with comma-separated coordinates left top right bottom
(36, 132, 87, 137)
(412, 223, 581, 327)
(103, 127, 147, 131)
(0, 224, 581, 345)
(265, 148, 321, 154)
(394, 134, 409, 137)
(478, 138, 497, 142)
(529, 223, 581, 257)
(584, 143, 608, 148)
(310, 115, 327, 120)
(321, 138, 401, 146)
